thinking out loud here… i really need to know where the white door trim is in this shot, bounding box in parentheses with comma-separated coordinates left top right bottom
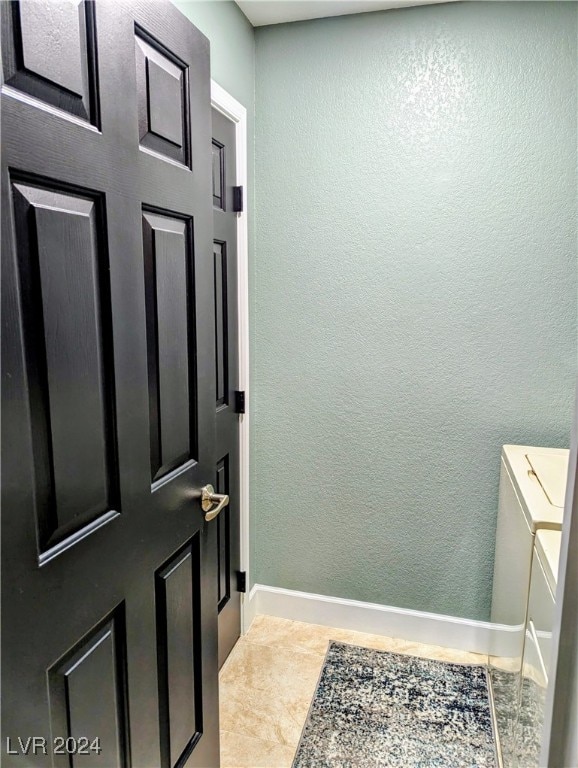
(210, 81, 250, 634)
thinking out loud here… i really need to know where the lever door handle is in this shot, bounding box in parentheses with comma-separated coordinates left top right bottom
(200, 484, 229, 522)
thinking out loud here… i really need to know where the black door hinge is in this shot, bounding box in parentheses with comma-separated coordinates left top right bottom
(234, 390, 245, 414)
(236, 571, 246, 593)
(232, 186, 243, 213)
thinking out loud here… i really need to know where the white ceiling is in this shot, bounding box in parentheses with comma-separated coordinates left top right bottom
(236, 0, 459, 27)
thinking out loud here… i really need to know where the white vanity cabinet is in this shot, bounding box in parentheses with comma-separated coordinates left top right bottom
(514, 534, 559, 767)
(489, 446, 567, 767)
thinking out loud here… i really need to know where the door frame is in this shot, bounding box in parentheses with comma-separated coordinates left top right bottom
(210, 81, 251, 634)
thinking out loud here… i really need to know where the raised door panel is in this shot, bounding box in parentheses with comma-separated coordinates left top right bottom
(156, 538, 203, 768)
(142, 210, 196, 485)
(48, 608, 129, 768)
(135, 27, 189, 167)
(211, 141, 224, 210)
(1, 0, 99, 124)
(213, 241, 228, 408)
(216, 457, 230, 612)
(11, 180, 119, 562)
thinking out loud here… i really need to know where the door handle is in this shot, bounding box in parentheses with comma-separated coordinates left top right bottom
(200, 484, 229, 522)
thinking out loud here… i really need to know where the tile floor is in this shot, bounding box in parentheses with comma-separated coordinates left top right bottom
(219, 615, 487, 768)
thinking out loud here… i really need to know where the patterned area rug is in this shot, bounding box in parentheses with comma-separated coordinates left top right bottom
(293, 642, 497, 768)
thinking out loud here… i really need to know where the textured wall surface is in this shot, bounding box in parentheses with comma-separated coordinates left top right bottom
(254, 2, 577, 620)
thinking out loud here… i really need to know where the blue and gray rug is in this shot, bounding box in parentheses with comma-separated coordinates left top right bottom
(293, 641, 497, 768)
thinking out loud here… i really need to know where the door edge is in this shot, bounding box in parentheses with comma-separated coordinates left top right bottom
(210, 81, 251, 636)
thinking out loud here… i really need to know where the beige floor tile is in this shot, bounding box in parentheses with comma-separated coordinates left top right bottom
(389, 640, 487, 665)
(220, 684, 309, 750)
(220, 637, 323, 691)
(245, 615, 486, 665)
(245, 616, 416, 657)
(243, 615, 300, 649)
(219, 639, 322, 746)
(245, 615, 364, 656)
(220, 730, 296, 768)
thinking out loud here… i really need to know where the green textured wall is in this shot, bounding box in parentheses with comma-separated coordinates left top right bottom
(254, 2, 577, 620)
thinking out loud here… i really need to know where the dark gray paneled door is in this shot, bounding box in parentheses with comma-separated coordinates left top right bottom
(1, 2, 219, 766)
(211, 108, 241, 669)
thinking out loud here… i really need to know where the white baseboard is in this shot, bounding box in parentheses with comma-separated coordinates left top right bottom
(246, 584, 520, 658)
(241, 589, 258, 635)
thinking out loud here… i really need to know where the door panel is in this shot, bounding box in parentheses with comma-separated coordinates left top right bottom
(2, 3, 218, 766)
(212, 108, 241, 669)
(216, 455, 231, 612)
(156, 538, 203, 768)
(214, 241, 228, 407)
(211, 141, 224, 209)
(143, 209, 196, 484)
(11, 179, 120, 559)
(48, 608, 129, 768)
(134, 27, 190, 167)
(1, 0, 99, 124)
